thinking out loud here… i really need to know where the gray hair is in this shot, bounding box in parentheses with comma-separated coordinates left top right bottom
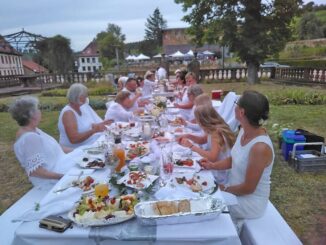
(188, 84, 204, 97)
(67, 83, 88, 104)
(9, 96, 39, 126)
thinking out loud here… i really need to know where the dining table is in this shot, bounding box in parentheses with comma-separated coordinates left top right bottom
(11, 97, 240, 245)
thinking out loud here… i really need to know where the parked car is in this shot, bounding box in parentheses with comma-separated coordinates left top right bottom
(260, 62, 290, 68)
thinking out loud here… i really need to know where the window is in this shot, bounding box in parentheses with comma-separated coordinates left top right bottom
(98, 66, 102, 70)
(87, 58, 90, 63)
(81, 58, 85, 63)
(92, 57, 96, 63)
(87, 66, 91, 71)
(93, 66, 97, 71)
(1, 56, 3, 64)
(5, 56, 8, 64)
(82, 66, 86, 71)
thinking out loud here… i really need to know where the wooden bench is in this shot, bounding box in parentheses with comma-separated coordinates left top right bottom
(0, 187, 47, 245)
(240, 201, 302, 245)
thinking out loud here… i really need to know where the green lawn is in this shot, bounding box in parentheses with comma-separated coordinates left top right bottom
(0, 82, 325, 244)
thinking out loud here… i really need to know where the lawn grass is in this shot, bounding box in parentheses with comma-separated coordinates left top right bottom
(0, 82, 325, 244)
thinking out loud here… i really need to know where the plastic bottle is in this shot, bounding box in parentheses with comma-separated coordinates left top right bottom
(113, 136, 125, 173)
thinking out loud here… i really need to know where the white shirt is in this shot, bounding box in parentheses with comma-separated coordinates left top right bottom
(156, 67, 167, 80)
(142, 79, 155, 97)
(58, 104, 102, 148)
(14, 128, 75, 187)
(122, 87, 139, 112)
(228, 128, 274, 219)
(104, 101, 133, 122)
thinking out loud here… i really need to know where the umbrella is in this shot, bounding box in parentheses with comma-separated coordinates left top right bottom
(125, 55, 135, 60)
(153, 53, 162, 58)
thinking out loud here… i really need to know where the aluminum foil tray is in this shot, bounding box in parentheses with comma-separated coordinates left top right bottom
(134, 197, 225, 226)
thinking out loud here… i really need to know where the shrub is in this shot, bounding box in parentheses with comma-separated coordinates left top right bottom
(267, 89, 326, 105)
(41, 84, 116, 97)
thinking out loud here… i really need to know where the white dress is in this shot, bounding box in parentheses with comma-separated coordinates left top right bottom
(179, 87, 192, 119)
(58, 104, 102, 148)
(207, 134, 231, 184)
(104, 102, 133, 122)
(13, 128, 75, 187)
(228, 128, 274, 219)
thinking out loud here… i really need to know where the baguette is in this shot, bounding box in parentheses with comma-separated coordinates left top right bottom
(178, 200, 191, 213)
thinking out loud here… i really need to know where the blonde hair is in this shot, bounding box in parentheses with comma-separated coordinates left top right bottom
(194, 105, 236, 149)
(194, 93, 211, 106)
(115, 91, 130, 104)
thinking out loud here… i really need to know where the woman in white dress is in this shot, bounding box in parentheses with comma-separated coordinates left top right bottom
(104, 91, 143, 122)
(200, 90, 274, 220)
(58, 83, 112, 148)
(178, 105, 236, 184)
(9, 96, 75, 187)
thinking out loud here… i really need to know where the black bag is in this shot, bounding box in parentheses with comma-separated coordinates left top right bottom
(295, 129, 324, 151)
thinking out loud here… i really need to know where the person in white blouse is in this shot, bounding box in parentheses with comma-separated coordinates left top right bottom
(122, 77, 149, 111)
(58, 83, 112, 149)
(142, 70, 156, 97)
(104, 91, 143, 122)
(200, 91, 274, 220)
(178, 105, 235, 184)
(9, 96, 76, 187)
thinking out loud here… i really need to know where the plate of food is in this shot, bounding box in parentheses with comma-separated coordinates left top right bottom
(77, 156, 105, 169)
(123, 127, 142, 138)
(68, 194, 138, 226)
(174, 158, 195, 168)
(117, 171, 159, 190)
(170, 118, 184, 126)
(173, 172, 216, 193)
(54, 176, 97, 193)
(126, 141, 150, 160)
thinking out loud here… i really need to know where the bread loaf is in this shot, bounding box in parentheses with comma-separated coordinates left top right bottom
(152, 200, 190, 215)
(178, 200, 191, 213)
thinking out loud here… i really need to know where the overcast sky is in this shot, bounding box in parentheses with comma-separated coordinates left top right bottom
(0, 0, 324, 52)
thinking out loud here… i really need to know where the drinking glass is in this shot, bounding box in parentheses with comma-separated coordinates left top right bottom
(162, 151, 174, 181)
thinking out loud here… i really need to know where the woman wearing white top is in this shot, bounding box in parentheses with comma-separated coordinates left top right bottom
(9, 96, 75, 187)
(178, 105, 235, 184)
(58, 83, 112, 148)
(200, 90, 274, 219)
(105, 91, 143, 122)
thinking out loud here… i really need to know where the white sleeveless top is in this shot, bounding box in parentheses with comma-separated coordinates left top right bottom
(14, 128, 67, 187)
(58, 104, 102, 148)
(207, 134, 231, 184)
(229, 128, 274, 219)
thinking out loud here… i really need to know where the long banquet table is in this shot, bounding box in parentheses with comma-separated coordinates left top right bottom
(12, 99, 241, 245)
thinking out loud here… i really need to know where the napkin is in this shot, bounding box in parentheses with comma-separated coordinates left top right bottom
(154, 184, 200, 200)
(12, 187, 83, 222)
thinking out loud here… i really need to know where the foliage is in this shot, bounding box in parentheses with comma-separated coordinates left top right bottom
(144, 8, 167, 51)
(96, 23, 125, 69)
(33, 35, 74, 73)
(41, 85, 115, 97)
(175, 0, 302, 84)
(267, 89, 326, 105)
(298, 12, 324, 40)
(275, 59, 326, 68)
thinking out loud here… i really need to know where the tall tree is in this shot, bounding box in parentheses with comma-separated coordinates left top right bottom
(144, 8, 167, 48)
(34, 35, 74, 73)
(175, 0, 302, 84)
(298, 12, 324, 40)
(96, 23, 125, 69)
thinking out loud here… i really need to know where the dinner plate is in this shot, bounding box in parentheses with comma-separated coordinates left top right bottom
(117, 171, 159, 190)
(76, 155, 105, 169)
(125, 141, 150, 160)
(53, 176, 97, 193)
(172, 172, 216, 193)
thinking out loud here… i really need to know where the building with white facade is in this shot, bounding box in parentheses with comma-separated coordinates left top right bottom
(0, 36, 24, 76)
(77, 40, 102, 73)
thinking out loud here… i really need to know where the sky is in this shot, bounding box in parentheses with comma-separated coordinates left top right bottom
(0, 0, 324, 52)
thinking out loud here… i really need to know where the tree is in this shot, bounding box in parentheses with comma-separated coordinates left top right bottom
(144, 8, 167, 48)
(96, 23, 125, 69)
(175, 0, 302, 84)
(34, 35, 74, 73)
(298, 12, 324, 40)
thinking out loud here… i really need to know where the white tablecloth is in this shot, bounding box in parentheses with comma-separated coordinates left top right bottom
(12, 119, 240, 245)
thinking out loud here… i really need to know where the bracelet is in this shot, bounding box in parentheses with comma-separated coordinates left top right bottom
(190, 144, 194, 149)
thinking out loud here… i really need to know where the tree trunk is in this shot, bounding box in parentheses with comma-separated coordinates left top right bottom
(247, 62, 259, 84)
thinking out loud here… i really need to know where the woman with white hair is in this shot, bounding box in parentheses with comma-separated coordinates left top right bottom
(58, 83, 112, 148)
(9, 96, 75, 187)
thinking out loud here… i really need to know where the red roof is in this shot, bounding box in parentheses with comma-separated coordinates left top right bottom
(79, 40, 100, 57)
(0, 36, 21, 55)
(22, 59, 48, 73)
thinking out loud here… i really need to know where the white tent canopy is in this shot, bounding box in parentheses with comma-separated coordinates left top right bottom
(134, 53, 150, 60)
(170, 50, 185, 58)
(125, 55, 136, 60)
(202, 50, 214, 55)
(186, 50, 194, 56)
(153, 53, 162, 58)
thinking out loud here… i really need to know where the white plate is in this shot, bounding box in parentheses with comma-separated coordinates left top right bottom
(173, 172, 216, 193)
(125, 141, 150, 160)
(117, 171, 159, 190)
(68, 207, 134, 227)
(76, 155, 105, 169)
(53, 176, 97, 193)
(124, 127, 142, 138)
(167, 108, 180, 115)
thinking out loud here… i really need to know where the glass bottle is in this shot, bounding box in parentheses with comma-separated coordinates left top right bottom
(113, 136, 125, 173)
